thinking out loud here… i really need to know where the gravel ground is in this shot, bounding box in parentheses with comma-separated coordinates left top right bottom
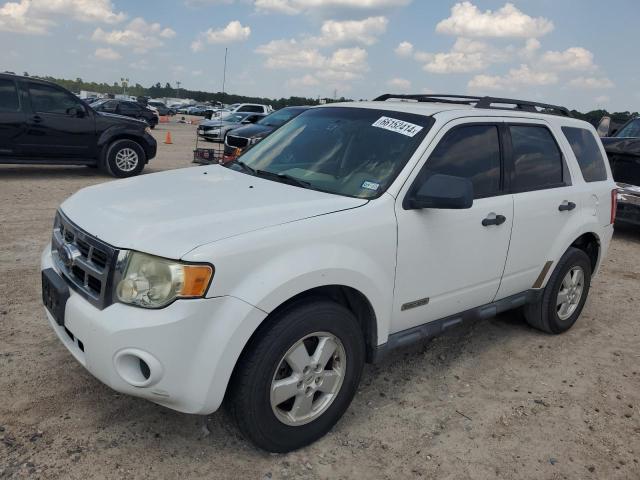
(1, 119, 639, 479)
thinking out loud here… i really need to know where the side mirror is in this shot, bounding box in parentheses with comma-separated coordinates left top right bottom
(404, 174, 474, 210)
(67, 107, 84, 117)
(241, 119, 252, 124)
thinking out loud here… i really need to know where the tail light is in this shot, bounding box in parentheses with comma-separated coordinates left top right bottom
(610, 188, 618, 224)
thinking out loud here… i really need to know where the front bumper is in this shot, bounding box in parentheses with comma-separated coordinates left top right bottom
(198, 128, 223, 141)
(41, 244, 266, 414)
(616, 184, 640, 227)
(143, 132, 157, 161)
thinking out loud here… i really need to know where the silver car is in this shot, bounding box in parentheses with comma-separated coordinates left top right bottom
(197, 112, 265, 142)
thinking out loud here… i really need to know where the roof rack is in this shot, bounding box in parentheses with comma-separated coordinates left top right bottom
(373, 94, 572, 117)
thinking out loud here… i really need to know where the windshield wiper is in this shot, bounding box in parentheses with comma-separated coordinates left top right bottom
(229, 160, 256, 175)
(256, 170, 311, 188)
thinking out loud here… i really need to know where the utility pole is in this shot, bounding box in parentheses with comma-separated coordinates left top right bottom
(121, 77, 129, 95)
(176, 80, 181, 98)
(222, 47, 228, 98)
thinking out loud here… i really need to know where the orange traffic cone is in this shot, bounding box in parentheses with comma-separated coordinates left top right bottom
(164, 131, 173, 144)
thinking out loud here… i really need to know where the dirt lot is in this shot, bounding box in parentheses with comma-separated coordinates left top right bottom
(1, 119, 639, 479)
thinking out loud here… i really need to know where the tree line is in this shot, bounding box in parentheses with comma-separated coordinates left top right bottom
(11, 73, 640, 124)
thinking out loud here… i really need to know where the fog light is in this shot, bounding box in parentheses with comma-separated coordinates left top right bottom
(114, 349, 163, 387)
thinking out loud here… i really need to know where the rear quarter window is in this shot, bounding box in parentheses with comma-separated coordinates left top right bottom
(510, 125, 564, 192)
(561, 126, 608, 182)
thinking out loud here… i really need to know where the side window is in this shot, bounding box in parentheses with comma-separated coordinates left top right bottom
(29, 83, 81, 114)
(510, 126, 563, 192)
(240, 105, 262, 113)
(0, 79, 20, 112)
(561, 127, 608, 182)
(100, 100, 118, 113)
(118, 102, 140, 115)
(421, 124, 501, 198)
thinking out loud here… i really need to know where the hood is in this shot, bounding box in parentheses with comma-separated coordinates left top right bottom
(227, 123, 274, 139)
(60, 165, 367, 259)
(601, 136, 640, 156)
(97, 111, 147, 127)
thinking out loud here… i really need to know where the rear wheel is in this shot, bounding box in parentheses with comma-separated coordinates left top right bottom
(524, 247, 592, 334)
(226, 299, 365, 452)
(104, 139, 146, 178)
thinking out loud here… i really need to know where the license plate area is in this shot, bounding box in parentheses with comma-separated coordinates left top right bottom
(42, 268, 70, 326)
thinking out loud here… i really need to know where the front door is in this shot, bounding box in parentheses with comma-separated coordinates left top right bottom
(0, 77, 26, 158)
(22, 81, 95, 159)
(393, 121, 513, 333)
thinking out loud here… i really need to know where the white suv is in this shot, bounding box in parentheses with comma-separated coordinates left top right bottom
(41, 94, 616, 452)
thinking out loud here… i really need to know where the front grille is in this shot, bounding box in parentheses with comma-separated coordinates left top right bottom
(226, 135, 249, 148)
(51, 212, 118, 310)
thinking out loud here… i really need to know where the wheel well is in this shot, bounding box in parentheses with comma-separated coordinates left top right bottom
(571, 232, 600, 272)
(247, 286, 378, 364)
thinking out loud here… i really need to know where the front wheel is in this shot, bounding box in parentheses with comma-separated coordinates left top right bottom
(226, 299, 365, 452)
(524, 247, 592, 334)
(104, 139, 146, 178)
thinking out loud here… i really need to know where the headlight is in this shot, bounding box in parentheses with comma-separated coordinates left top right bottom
(116, 251, 213, 308)
(144, 126, 152, 134)
(211, 129, 221, 135)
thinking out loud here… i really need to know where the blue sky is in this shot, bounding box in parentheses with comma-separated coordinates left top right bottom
(1, 0, 637, 112)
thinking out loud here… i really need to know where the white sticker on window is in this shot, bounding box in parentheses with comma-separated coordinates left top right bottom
(361, 181, 380, 191)
(372, 116, 423, 137)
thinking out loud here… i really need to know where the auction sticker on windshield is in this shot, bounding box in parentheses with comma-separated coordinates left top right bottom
(372, 116, 424, 137)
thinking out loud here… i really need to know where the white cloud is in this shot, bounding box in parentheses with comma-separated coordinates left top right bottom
(94, 47, 121, 60)
(254, 0, 411, 15)
(595, 95, 610, 104)
(92, 18, 176, 53)
(191, 20, 250, 51)
(256, 39, 326, 69)
(423, 38, 506, 74)
(468, 64, 558, 90)
(395, 41, 413, 57)
(568, 77, 614, 89)
(0, 0, 124, 34)
(436, 2, 553, 38)
(311, 16, 387, 46)
(288, 74, 320, 88)
(520, 38, 540, 57)
(541, 47, 595, 71)
(387, 77, 411, 90)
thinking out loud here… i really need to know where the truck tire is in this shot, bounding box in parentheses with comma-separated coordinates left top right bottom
(524, 247, 592, 334)
(226, 299, 365, 452)
(105, 139, 146, 178)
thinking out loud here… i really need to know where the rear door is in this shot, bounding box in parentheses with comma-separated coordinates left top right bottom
(496, 121, 577, 299)
(0, 77, 25, 158)
(22, 81, 96, 159)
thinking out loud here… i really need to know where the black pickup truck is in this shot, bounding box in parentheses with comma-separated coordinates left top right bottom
(597, 116, 640, 226)
(0, 73, 156, 177)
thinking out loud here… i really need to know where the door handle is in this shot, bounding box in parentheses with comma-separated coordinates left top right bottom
(482, 214, 506, 226)
(32, 115, 43, 123)
(558, 201, 576, 212)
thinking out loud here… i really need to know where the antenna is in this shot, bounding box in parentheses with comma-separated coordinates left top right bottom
(222, 47, 228, 97)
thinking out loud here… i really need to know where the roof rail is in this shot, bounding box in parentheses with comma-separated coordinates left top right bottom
(373, 94, 572, 117)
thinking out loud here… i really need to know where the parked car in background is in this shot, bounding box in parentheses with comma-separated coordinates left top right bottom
(227, 103, 273, 115)
(41, 94, 615, 453)
(90, 99, 158, 128)
(197, 112, 266, 142)
(598, 117, 640, 226)
(148, 100, 175, 116)
(223, 106, 310, 161)
(0, 73, 156, 177)
(176, 105, 193, 114)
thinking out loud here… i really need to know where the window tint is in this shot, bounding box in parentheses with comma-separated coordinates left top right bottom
(562, 127, 607, 182)
(118, 102, 140, 115)
(615, 119, 640, 138)
(510, 126, 563, 192)
(239, 105, 263, 113)
(422, 125, 501, 198)
(29, 83, 81, 114)
(0, 79, 19, 111)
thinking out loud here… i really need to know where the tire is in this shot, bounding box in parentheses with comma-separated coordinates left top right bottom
(524, 247, 592, 334)
(226, 299, 365, 452)
(104, 139, 146, 178)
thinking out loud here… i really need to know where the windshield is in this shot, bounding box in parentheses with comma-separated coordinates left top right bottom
(616, 119, 640, 138)
(257, 108, 302, 127)
(89, 99, 107, 107)
(234, 107, 433, 199)
(220, 113, 247, 123)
